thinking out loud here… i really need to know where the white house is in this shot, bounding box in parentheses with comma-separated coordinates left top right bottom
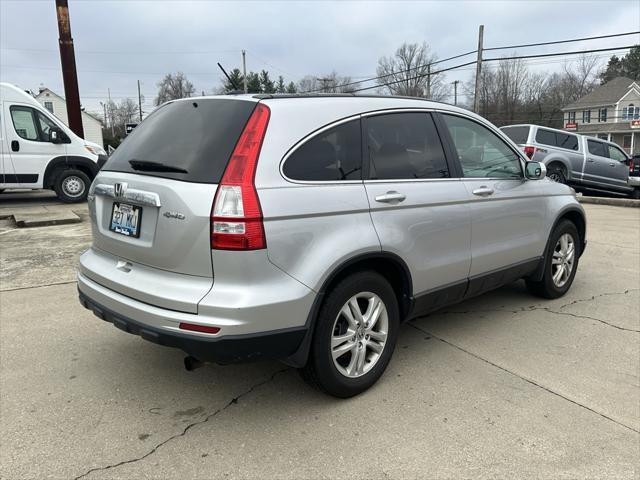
(562, 77, 640, 155)
(35, 87, 104, 147)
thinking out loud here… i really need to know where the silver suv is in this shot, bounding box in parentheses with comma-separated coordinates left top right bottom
(78, 95, 586, 397)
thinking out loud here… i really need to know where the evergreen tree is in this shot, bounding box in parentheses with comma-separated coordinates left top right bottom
(222, 68, 244, 92)
(286, 81, 297, 94)
(276, 75, 286, 93)
(260, 70, 276, 93)
(599, 46, 640, 84)
(246, 72, 262, 93)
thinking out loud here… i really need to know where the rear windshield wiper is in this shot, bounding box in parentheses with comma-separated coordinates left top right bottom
(128, 159, 188, 174)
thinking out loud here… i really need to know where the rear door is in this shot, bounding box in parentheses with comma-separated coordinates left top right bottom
(437, 113, 546, 287)
(584, 138, 629, 190)
(363, 111, 471, 311)
(87, 98, 258, 310)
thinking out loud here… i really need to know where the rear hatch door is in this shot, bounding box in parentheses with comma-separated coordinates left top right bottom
(84, 97, 258, 312)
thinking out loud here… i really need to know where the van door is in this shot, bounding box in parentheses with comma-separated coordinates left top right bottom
(3, 102, 66, 188)
(583, 139, 629, 191)
(437, 112, 546, 294)
(1, 106, 9, 187)
(363, 111, 471, 314)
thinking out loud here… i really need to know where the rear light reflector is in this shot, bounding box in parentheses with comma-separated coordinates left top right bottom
(523, 146, 536, 159)
(211, 103, 270, 251)
(179, 322, 221, 334)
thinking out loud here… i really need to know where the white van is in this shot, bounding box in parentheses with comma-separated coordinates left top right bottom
(0, 82, 107, 202)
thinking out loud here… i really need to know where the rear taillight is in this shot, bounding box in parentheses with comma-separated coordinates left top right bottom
(630, 159, 635, 174)
(523, 146, 536, 159)
(211, 103, 270, 250)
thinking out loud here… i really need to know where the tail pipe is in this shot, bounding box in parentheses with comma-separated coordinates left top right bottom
(184, 356, 204, 371)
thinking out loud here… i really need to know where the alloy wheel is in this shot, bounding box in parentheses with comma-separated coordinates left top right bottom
(551, 233, 575, 288)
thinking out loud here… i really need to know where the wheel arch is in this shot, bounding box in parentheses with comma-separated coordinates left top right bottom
(43, 156, 99, 189)
(544, 155, 571, 180)
(284, 251, 413, 368)
(528, 205, 586, 282)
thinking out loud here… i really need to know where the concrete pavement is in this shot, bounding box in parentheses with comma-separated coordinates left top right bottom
(0, 204, 638, 479)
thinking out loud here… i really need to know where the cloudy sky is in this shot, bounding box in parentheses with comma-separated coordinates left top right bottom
(1, 0, 638, 116)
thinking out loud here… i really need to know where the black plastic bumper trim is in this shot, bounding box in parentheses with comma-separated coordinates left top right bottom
(78, 290, 307, 364)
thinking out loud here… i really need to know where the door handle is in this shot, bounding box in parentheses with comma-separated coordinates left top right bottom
(11, 140, 19, 152)
(609, 162, 616, 167)
(375, 191, 406, 203)
(472, 186, 494, 197)
(586, 158, 595, 163)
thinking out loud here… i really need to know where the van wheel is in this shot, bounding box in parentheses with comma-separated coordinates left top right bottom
(300, 271, 399, 398)
(547, 164, 566, 184)
(54, 169, 90, 203)
(526, 220, 580, 299)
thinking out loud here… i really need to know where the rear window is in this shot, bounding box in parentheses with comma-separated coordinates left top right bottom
(535, 128, 579, 151)
(103, 99, 257, 184)
(501, 126, 530, 145)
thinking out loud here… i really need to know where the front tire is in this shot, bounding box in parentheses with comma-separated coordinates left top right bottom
(526, 220, 580, 299)
(54, 169, 90, 203)
(300, 271, 399, 398)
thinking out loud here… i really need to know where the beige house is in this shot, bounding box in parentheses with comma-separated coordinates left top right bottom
(562, 76, 640, 155)
(35, 87, 104, 147)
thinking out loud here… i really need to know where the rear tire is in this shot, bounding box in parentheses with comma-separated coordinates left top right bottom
(300, 271, 399, 398)
(526, 220, 580, 299)
(547, 164, 566, 184)
(631, 188, 640, 200)
(54, 169, 90, 203)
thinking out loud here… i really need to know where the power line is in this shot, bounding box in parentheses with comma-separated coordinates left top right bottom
(484, 30, 640, 52)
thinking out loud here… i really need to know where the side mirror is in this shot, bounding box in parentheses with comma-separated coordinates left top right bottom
(525, 161, 546, 180)
(48, 127, 70, 144)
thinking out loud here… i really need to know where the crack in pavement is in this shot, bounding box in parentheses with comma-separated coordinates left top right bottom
(408, 322, 640, 435)
(433, 288, 640, 333)
(0, 280, 78, 292)
(73, 367, 290, 480)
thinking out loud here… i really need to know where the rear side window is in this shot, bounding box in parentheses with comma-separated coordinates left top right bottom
(501, 126, 530, 144)
(104, 99, 257, 184)
(535, 128, 579, 151)
(608, 145, 627, 162)
(283, 119, 362, 181)
(366, 112, 449, 180)
(587, 139, 607, 157)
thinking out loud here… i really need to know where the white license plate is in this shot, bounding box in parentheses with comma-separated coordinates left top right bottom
(109, 202, 142, 238)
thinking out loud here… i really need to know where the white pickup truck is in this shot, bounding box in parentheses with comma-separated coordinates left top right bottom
(501, 124, 638, 199)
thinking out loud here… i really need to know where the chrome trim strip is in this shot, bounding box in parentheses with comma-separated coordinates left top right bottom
(94, 184, 161, 207)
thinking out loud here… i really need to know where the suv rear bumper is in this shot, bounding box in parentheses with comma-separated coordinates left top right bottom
(78, 287, 307, 364)
(628, 176, 640, 187)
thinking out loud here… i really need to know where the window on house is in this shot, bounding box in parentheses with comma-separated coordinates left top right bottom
(568, 111, 576, 123)
(44, 101, 54, 114)
(598, 108, 607, 122)
(623, 135, 632, 149)
(625, 104, 640, 120)
(582, 110, 591, 123)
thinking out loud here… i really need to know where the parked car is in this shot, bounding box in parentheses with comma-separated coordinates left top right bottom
(500, 124, 637, 198)
(78, 95, 586, 397)
(629, 154, 640, 198)
(0, 82, 107, 202)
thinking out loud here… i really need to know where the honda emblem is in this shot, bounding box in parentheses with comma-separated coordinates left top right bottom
(113, 182, 127, 198)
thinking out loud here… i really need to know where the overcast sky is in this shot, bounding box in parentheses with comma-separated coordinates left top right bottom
(1, 0, 638, 116)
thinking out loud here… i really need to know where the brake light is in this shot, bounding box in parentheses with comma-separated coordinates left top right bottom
(523, 146, 536, 159)
(630, 158, 635, 174)
(211, 103, 270, 250)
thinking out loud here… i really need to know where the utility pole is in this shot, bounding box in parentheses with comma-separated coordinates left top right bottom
(107, 88, 114, 135)
(426, 64, 431, 99)
(137, 80, 143, 121)
(242, 50, 248, 93)
(55, 0, 83, 138)
(473, 24, 484, 114)
(100, 101, 107, 130)
(452, 80, 459, 106)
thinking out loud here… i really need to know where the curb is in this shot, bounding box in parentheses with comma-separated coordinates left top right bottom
(577, 196, 640, 208)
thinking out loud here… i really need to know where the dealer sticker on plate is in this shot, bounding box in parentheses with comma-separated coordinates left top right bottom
(109, 202, 142, 238)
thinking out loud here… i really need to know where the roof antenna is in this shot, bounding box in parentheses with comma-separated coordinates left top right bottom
(217, 62, 242, 93)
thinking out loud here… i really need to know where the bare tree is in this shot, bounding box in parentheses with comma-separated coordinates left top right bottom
(298, 72, 360, 93)
(155, 72, 196, 105)
(103, 98, 139, 138)
(376, 42, 446, 99)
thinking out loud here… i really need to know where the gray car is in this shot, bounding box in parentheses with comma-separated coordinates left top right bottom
(78, 95, 586, 397)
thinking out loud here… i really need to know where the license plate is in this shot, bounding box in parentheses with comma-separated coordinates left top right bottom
(109, 202, 142, 238)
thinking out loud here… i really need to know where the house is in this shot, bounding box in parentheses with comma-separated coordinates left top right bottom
(35, 87, 104, 147)
(562, 76, 640, 155)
